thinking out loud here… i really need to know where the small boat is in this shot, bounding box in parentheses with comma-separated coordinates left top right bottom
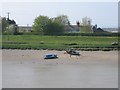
(44, 54, 58, 59)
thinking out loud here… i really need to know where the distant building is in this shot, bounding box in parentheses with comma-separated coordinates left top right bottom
(18, 25, 117, 33)
(18, 26, 33, 32)
(65, 25, 80, 33)
(102, 28, 118, 33)
(18, 25, 80, 33)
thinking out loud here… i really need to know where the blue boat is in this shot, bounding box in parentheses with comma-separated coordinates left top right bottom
(44, 54, 58, 59)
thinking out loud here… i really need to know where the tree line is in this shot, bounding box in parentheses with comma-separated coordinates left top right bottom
(1, 14, 98, 35)
(32, 15, 69, 35)
(1, 17, 18, 35)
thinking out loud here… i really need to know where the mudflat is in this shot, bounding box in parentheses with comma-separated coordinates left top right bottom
(2, 50, 118, 88)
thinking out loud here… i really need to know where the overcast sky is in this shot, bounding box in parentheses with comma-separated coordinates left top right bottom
(1, 1, 118, 28)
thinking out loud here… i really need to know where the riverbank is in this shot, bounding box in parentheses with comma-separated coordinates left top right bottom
(2, 35, 118, 51)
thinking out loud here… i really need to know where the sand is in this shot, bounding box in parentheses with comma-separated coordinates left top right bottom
(2, 50, 118, 88)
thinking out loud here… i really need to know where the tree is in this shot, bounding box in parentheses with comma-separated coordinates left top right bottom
(44, 19, 64, 35)
(9, 24, 18, 35)
(32, 15, 69, 35)
(1, 17, 8, 33)
(32, 15, 50, 34)
(0, 17, 2, 35)
(51, 15, 69, 34)
(80, 17, 92, 33)
(1, 17, 18, 35)
(81, 17, 92, 26)
(53, 15, 69, 25)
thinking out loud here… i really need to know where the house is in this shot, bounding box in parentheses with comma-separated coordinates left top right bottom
(18, 26, 33, 32)
(65, 25, 80, 33)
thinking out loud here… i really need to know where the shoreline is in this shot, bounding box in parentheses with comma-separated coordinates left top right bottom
(2, 49, 118, 64)
(1, 48, 118, 51)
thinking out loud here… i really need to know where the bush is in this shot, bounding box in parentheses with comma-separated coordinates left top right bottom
(64, 43, 78, 45)
(62, 32, 119, 36)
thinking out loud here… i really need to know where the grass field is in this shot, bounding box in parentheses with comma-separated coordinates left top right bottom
(2, 35, 118, 51)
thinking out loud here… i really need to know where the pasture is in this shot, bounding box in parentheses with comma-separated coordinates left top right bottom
(2, 35, 118, 50)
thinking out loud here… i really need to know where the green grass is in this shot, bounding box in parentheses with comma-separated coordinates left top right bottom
(2, 35, 118, 50)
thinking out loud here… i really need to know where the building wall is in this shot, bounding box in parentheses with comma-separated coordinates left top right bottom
(18, 26, 33, 32)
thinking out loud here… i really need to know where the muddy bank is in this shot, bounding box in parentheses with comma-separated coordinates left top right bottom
(2, 50, 118, 88)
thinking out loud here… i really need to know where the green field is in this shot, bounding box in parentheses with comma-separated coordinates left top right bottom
(2, 35, 118, 51)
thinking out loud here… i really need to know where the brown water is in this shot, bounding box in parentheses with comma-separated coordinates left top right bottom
(2, 50, 118, 88)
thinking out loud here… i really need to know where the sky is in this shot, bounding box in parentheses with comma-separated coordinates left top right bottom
(1, 1, 119, 28)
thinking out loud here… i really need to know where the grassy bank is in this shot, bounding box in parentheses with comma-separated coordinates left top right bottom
(2, 35, 118, 51)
